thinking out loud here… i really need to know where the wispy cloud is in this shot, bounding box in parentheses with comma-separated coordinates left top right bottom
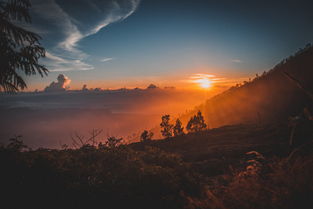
(61, 0, 141, 52)
(100, 57, 114, 62)
(44, 52, 94, 72)
(30, 0, 141, 72)
(231, 59, 243, 63)
(189, 74, 216, 79)
(184, 74, 225, 83)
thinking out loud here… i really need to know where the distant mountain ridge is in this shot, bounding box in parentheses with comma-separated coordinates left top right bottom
(181, 44, 313, 128)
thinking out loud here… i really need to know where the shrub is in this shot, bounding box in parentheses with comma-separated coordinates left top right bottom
(105, 136, 123, 148)
(140, 130, 154, 142)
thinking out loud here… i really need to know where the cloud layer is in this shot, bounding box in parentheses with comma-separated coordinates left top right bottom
(44, 74, 71, 92)
(30, 0, 141, 72)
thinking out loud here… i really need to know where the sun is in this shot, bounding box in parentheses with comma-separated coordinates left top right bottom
(196, 78, 212, 89)
(188, 73, 215, 89)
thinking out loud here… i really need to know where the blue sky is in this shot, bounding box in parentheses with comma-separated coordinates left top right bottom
(25, 0, 313, 90)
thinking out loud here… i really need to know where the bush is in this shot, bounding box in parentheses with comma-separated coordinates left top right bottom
(0, 145, 203, 209)
(189, 154, 313, 209)
(140, 130, 154, 142)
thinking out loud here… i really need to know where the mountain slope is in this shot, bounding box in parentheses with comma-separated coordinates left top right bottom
(181, 44, 313, 128)
(132, 123, 289, 176)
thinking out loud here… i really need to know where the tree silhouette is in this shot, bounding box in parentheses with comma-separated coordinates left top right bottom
(160, 115, 173, 138)
(173, 119, 184, 136)
(186, 111, 207, 133)
(0, 0, 48, 92)
(105, 136, 123, 148)
(6, 135, 27, 151)
(140, 130, 154, 142)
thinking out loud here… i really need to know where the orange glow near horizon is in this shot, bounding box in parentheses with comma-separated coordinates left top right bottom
(188, 74, 216, 90)
(25, 72, 249, 92)
(195, 77, 212, 89)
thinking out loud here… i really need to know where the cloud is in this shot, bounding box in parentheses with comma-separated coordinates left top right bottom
(44, 52, 94, 72)
(185, 74, 225, 84)
(100, 57, 114, 62)
(189, 74, 216, 79)
(44, 74, 71, 92)
(30, 0, 141, 72)
(57, 0, 141, 53)
(231, 59, 243, 63)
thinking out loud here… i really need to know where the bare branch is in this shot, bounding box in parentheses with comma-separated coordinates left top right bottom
(70, 129, 103, 149)
(283, 71, 313, 101)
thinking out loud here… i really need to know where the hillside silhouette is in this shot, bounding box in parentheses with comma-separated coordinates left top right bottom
(180, 44, 313, 128)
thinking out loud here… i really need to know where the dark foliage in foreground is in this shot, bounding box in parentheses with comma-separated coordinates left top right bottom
(1, 123, 313, 209)
(0, 143, 203, 209)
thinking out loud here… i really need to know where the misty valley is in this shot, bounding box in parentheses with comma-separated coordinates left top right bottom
(0, 88, 206, 148)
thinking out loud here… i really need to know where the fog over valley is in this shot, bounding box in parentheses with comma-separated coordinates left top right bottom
(0, 87, 209, 148)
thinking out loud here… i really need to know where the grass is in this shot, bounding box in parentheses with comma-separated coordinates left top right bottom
(1, 122, 312, 209)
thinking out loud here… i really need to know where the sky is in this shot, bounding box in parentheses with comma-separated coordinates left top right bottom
(24, 0, 313, 90)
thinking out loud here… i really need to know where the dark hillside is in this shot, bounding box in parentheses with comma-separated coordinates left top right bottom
(132, 123, 290, 176)
(181, 44, 313, 128)
(2, 122, 313, 209)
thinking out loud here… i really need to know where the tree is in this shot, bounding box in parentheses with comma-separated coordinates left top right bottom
(0, 0, 48, 92)
(105, 136, 123, 148)
(6, 135, 28, 151)
(140, 130, 153, 142)
(160, 114, 173, 138)
(173, 119, 184, 136)
(186, 111, 207, 133)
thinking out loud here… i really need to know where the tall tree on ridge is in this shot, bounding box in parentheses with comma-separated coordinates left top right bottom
(160, 114, 173, 138)
(186, 111, 207, 133)
(173, 119, 184, 136)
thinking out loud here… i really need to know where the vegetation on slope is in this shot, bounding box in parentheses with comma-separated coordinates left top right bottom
(1, 121, 313, 209)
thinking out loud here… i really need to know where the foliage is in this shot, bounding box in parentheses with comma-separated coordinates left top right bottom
(6, 135, 28, 151)
(1, 123, 313, 209)
(140, 130, 154, 142)
(105, 136, 123, 148)
(0, 143, 203, 209)
(160, 114, 173, 138)
(186, 111, 207, 133)
(173, 119, 184, 136)
(0, 0, 48, 92)
(204, 155, 313, 209)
